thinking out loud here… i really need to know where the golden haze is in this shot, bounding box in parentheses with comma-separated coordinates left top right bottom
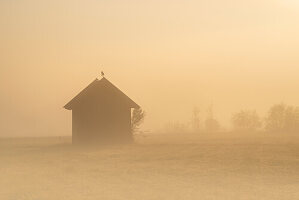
(1, 0, 299, 136)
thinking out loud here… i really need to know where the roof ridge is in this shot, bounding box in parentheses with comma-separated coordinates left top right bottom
(64, 77, 139, 110)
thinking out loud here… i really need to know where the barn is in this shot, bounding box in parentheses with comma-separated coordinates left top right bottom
(64, 77, 140, 145)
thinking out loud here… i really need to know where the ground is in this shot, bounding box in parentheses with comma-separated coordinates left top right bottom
(1, 133, 299, 200)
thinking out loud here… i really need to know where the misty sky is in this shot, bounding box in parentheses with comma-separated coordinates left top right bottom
(1, 0, 299, 136)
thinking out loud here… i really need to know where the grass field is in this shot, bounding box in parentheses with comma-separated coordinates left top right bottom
(1, 133, 299, 200)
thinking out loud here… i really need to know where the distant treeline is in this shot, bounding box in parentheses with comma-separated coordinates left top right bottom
(165, 103, 299, 134)
(232, 104, 299, 133)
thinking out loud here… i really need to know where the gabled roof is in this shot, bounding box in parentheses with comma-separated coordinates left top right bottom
(64, 77, 139, 110)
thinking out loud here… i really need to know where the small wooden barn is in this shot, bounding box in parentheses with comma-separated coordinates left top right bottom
(64, 77, 139, 145)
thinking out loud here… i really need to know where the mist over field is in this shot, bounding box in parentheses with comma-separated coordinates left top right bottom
(1, 134, 299, 200)
(1, 0, 299, 199)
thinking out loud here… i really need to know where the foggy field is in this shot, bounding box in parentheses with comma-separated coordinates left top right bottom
(1, 134, 299, 200)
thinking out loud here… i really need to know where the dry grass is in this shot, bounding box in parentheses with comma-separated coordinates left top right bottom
(1, 133, 299, 200)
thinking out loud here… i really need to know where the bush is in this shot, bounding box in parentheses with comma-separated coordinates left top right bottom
(205, 118, 220, 133)
(131, 108, 145, 133)
(164, 121, 189, 133)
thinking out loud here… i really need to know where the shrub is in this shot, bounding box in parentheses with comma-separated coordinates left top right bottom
(131, 108, 145, 133)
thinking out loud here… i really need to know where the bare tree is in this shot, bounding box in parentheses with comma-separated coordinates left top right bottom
(231, 110, 261, 132)
(191, 107, 200, 132)
(131, 108, 145, 133)
(205, 105, 220, 132)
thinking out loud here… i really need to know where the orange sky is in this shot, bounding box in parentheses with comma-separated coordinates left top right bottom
(1, 0, 299, 136)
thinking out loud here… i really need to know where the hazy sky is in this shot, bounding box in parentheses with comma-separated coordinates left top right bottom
(1, 0, 299, 136)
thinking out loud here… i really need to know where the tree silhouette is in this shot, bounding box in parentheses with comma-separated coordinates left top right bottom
(265, 104, 299, 133)
(205, 105, 220, 132)
(191, 107, 200, 132)
(231, 110, 261, 132)
(131, 108, 145, 133)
